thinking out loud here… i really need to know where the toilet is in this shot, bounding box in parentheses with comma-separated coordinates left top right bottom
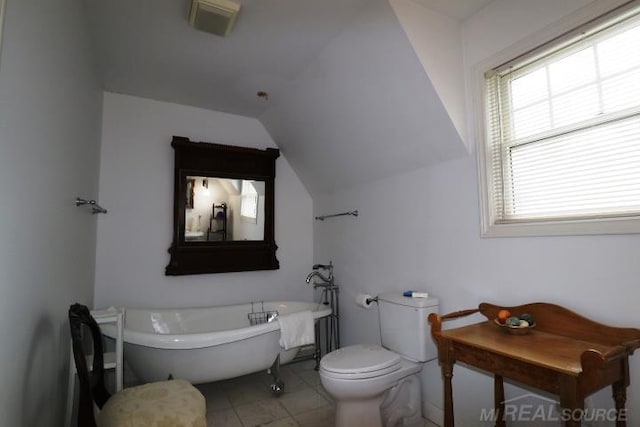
(319, 292, 439, 427)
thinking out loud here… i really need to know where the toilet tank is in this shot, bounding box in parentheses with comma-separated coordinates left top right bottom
(378, 292, 439, 362)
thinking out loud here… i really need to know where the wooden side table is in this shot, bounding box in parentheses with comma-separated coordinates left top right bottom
(429, 303, 640, 427)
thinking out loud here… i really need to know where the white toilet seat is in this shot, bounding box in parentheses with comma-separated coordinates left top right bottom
(321, 362, 401, 380)
(320, 344, 402, 380)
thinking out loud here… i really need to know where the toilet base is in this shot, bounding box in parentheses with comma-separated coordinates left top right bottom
(335, 394, 386, 427)
(319, 348, 427, 427)
(380, 374, 423, 427)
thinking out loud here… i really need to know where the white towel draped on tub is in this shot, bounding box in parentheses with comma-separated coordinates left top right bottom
(278, 310, 315, 350)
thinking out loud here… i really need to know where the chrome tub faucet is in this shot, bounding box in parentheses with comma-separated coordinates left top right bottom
(306, 262, 334, 288)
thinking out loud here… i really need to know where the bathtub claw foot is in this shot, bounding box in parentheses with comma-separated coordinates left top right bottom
(271, 381, 285, 396)
(269, 354, 284, 396)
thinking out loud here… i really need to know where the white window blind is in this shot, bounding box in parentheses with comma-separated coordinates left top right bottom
(485, 4, 640, 226)
(240, 180, 258, 221)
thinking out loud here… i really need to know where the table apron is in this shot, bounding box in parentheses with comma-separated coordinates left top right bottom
(451, 342, 626, 399)
(452, 342, 563, 395)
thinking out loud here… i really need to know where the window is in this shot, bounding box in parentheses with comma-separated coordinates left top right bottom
(240, 180, 258, 223)
(480, 2, 640, 236)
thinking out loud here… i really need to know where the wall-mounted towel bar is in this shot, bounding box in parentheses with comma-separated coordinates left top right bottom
(315, 210, 358, 221)
(75, 197, 108, 214)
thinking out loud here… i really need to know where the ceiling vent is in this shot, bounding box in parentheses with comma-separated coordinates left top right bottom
(188, 0, 240, 37)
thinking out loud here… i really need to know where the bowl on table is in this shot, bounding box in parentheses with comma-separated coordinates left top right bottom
(493, 318, 536, 335)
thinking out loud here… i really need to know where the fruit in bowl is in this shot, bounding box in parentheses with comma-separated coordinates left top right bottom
(497, 309, 511, 324)
(493, 312, 536, 334)
(520, 313, 534, 324)
(505, 316, 521, 327)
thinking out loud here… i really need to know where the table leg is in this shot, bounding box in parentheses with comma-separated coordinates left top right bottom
(559, 379, 583, 427)
(494, 374, 505, 427)
(612, 380, 627, 427)
(442, 360, 454, 427)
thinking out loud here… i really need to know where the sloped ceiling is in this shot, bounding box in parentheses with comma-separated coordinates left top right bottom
(84, 0, 491, 196)
(260, 0, 466, 194)
(84, 0, 369, 117)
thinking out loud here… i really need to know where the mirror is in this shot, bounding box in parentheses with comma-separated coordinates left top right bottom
(183, 177, 265, 242)
(166, 136, 280, 275)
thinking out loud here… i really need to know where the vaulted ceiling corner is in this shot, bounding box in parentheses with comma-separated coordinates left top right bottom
(260, 0, 471, 196)
(389, 0, 470, 149)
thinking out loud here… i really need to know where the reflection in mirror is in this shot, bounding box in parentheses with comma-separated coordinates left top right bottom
(184, 177, 265, 242)
(186, 178, 195, 209)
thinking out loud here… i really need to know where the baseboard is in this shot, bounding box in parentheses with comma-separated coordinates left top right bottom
(423, 400, 443, 426)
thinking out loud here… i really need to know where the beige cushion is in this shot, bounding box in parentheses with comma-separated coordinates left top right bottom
(98, 379, 206, 427)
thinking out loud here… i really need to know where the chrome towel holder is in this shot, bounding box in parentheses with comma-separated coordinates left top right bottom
(315, 210, 358, 221)
(75, 197, 108, 214)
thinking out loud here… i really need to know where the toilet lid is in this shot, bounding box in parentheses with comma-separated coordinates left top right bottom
(320, 345, 401, 378)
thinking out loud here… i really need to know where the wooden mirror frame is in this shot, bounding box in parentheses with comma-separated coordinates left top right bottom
(166, 136, 280, 275)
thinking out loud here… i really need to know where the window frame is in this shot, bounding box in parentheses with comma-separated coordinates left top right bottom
(474, 0, 640, 237)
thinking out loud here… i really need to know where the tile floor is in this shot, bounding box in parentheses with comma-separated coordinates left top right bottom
(195, 359, 334, 427)
(194, 359, 440, 427)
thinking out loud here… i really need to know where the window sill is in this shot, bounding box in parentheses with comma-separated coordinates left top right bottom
(481, 215, 640, 237)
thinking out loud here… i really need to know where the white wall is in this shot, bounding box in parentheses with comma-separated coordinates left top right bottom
(314, 0, 640, 425)
(0, 0, 103, 425)
(94, 93, 314, 309)
(389, 0, 468, 147)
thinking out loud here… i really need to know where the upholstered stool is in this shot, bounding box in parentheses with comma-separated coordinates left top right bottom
(99, 379, 206, 427)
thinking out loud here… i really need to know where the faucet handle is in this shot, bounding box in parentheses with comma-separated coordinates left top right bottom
(313, 261, 333, 270)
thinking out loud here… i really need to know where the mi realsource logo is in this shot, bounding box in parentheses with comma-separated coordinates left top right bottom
(479, 394, 627, 423)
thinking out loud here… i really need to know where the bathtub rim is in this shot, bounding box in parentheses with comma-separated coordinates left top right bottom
(101, 301, 332, 350)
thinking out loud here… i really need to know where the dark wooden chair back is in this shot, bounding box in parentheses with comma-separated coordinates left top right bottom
(68, 303, 112, 427)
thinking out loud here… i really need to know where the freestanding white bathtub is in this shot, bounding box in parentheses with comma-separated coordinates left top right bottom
(101, 301, 331, 384)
